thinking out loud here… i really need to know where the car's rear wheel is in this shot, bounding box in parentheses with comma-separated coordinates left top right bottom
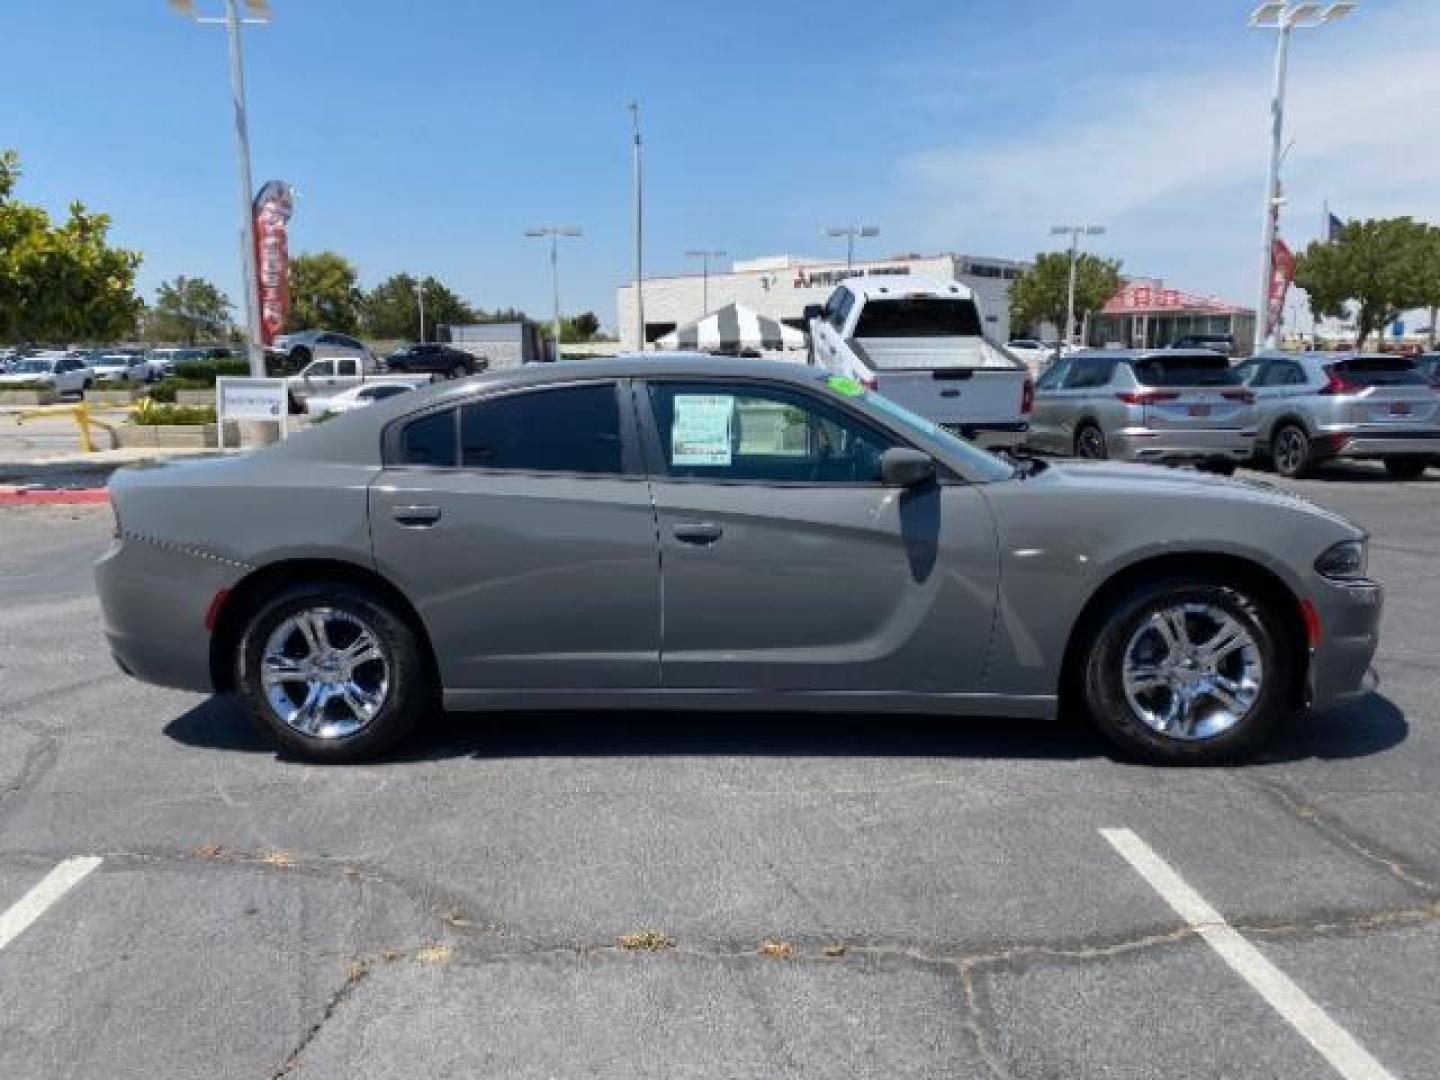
(1383, 456, 1429, 480)
(1271, 424, 1312, 478)
(236, 583, 430, 762)
(1074, 423, 1108, 460)
(446, 362, 466, 380)
(1080, 576, 1292, 765)
(288, 346, 311, 374)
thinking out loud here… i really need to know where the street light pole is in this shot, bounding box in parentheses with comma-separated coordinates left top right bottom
(684, 250, 727, 315)
(628, 101, 645, 351)
(824, 225, 879, 273)
(414, 280, 427, 344)
(1050, 224, 1106, 347)
(525, 226, 581, 361)
(1248, 2, 1357, 349)
(171, 0, 271, 379)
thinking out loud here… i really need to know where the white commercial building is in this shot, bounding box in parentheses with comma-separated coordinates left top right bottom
(617, 252, 1027, 351)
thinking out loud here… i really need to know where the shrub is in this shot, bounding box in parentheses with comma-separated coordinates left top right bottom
(172, 358, 251, 384)
(130, 404, 217, 426)
(0, 381, 57, 392)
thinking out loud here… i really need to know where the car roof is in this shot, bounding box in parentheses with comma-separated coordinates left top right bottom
(1250, 351, 1406, 365)
(838, 275, 975, 302)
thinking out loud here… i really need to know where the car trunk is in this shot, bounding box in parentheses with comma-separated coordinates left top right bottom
(1325, 358, 1440, 427)
(1128, 353, 1253, 432)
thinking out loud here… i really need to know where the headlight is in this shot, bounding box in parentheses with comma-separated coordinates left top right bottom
(1315, 538, 1368, 581)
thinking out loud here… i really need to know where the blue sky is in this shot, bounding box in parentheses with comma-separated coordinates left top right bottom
(4, 1, 1435, 330)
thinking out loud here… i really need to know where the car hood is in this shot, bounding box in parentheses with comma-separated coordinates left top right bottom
(1029, 460, 1360, 532)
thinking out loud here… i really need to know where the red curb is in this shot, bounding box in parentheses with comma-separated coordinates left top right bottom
(0, 488, 110, 506)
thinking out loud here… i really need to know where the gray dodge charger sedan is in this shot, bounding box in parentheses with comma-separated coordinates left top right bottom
(96, 355, 1383, 765)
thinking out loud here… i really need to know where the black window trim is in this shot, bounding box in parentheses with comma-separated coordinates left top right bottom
(382, 378, 644, 479)
(632, 374, 956, 489)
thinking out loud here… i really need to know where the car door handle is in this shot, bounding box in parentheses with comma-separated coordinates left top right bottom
(672, 521, 723, 545)
(392, 504, 442, 527)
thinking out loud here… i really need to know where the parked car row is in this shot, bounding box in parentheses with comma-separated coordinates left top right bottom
(1023, 348, 1440, 480)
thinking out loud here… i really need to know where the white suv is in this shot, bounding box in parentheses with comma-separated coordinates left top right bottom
(0, 353, 94, 395)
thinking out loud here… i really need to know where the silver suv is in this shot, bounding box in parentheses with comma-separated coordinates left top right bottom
(269, 329, 374, 374)
(1233, 352, 1440, 479)
(1027, 349, 1255, 472)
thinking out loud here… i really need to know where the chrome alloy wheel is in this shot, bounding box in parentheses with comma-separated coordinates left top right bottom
(261, 608, 390, 739)
(1120, 603, 1263, 741)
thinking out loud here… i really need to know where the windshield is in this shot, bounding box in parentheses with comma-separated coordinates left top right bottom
(1130, 354, 1240, 387)
(853, 298, 984, 339)
(839, 381, 1015, 482)
(7, 359, 53, 374)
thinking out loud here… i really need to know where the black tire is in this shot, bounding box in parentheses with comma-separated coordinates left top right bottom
(1383, 457, 1428, 480)
(446, 362, 466, 380)
(1271, 423, 1311, 478)
(82, 379, 94, 392)
(1074, 423, 1108, 460)
(235, 582, 432, 763)
(1080, 575, 1292, 765)
(288, 346, 311, 374)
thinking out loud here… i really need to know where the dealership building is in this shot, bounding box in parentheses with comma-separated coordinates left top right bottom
(616, 252, 1028, 350)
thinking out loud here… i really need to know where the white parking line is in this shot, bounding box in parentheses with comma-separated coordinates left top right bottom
(0, 857, 102, 953)
(1101, 828, 1396, 1080)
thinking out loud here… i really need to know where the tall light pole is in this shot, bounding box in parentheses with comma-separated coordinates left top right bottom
(684, 250, 727, 315)
(1050, 224, 1107, 347)
(524, 226, 582, 361)
(1248, 2, 1356, 349)
(824, 225, 879, 272)
(627, 101, 645, 351)
(169, 0, 270, 379)
(414, 280, 427, 343)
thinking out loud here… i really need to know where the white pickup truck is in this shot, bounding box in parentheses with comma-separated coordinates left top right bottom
(804, 276, 1032, 449)
(285, 357, 433, 411)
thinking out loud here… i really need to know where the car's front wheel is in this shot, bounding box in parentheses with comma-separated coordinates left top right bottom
(1074, 423, 1108, 460)
(1271, 424, 1312, 479)
(1080, 576, 1293, 764)
(236, 583, 431, 762)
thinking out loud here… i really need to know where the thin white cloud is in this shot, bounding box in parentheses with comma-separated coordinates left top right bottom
(900, 0, 1440, 308)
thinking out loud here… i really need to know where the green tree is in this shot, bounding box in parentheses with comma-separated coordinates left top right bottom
(1295, 217, 1433, 349)
(0, 149, 143, 343)
(1009, 251, 1122, 341)
(561, 311, 601, 343)
(363, 273, 479, 340)
(147, 274, 232, 344)
(286, 251, 362, 334)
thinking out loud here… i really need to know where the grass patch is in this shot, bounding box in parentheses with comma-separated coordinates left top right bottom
(617, 929, 676, 952)
(757, 937, 794, 959)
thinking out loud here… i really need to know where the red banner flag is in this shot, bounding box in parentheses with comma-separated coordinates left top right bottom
(1267, 238, 1296, 337)
(253, 182, 294, 347)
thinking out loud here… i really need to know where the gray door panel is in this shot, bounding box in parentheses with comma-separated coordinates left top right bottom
(651, 481, 1000, 692)
(370, 470, 660, 690)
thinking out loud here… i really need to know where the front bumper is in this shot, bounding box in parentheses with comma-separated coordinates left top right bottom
(1111, 427, 1255, 464)
(1306, 576, 1384, 712)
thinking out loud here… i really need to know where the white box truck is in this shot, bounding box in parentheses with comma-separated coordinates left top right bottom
(805, 276, 1032, 449)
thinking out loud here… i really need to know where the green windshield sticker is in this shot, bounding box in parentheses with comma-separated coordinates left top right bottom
(827, 376, 865, 397)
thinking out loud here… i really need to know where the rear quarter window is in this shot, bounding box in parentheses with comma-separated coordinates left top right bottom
(399, 409, 457, 466)
(1129, 355, 1240, 387)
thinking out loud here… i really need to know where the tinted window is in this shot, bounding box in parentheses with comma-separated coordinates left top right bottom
(1063, 357, 1115, 389)
(1331, 358, 1429, 387)
(400, 409, 457, 466)
(461, 385, 622, 474)
(853, 298, 983, 339)
(1257, 360, 1305, 386)
(1129, 354, 1240, 387)
(363, 385, 409, 401)
(1036, 358, 1071, 390)
(648, 382, 896, 483)
(338, 359, 359, 377)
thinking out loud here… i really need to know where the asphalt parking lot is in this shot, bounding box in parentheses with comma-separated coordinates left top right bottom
(1, 463, 1438, 1079)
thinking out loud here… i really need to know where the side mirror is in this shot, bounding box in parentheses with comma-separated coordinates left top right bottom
(880, 447, 936, 489)
(803, 304, 824, 322)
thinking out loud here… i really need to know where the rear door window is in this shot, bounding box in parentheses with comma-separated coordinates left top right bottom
(1062, 357, 1115, 389)
(1331, 358, 1429, 387)
(460, 384, 622, 474)
(400, 409, 457, 466)
(852, 298, 982, 339)
(1129, 354, 1240, 387)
